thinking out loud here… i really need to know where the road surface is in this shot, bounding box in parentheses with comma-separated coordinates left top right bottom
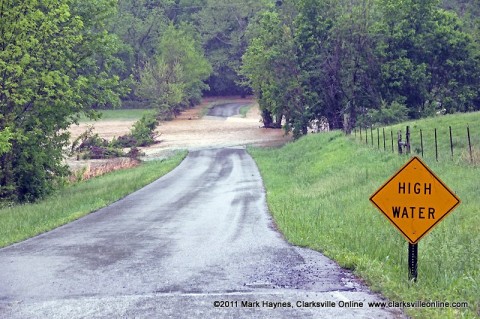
(0, 146, 404, 318)
(206, 102, 250, 117)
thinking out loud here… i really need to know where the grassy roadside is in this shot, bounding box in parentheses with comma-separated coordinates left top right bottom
(249, 122, 479, 318)
(0, 151, 187, 248)
(354, 112, 480, 165)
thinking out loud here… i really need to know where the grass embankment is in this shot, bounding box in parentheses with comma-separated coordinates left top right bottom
(249, 113, 479, 319)
(355, 112, 480, 164)
(0, 151, 187, 248)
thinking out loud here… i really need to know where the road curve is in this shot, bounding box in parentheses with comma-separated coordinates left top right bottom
(0, 148, 404, 318)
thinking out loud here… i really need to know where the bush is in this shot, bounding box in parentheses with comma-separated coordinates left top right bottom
(112, 134, 137, 148)
(130, 113, 159, 146)
(126, 147, 143, 159)
(71, 127, 126, 160)
(71, 113, 159, 161)
(87, 146, 124, 160)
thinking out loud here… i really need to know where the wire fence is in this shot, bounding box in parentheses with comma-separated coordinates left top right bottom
(353, 125, 479, 165)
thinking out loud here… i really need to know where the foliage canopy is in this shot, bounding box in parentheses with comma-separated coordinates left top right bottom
(0, 0, 126, 201)
(241, 0, 480, 136)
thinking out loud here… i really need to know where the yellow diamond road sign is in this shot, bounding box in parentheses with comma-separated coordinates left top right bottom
(370, 156, 460, 244)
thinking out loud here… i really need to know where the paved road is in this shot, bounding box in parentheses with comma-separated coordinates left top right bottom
(0, 147, 404, 318)
(207, 102, 250, 117)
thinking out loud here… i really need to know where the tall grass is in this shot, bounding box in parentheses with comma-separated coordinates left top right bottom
(0, 151, 187, 248)
(249, 127, 479, 318)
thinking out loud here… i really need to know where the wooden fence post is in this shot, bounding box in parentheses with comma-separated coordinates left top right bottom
(391, 130, 394, 153)
(370, 126, 374, 146)
(406, 126, 411, 155)
(468, 125, 473, 163)
(398, 130, 403, 155)
(449, 126, 454, 160)
(420, 129, 424, 158)
(383, 128, 386, 151)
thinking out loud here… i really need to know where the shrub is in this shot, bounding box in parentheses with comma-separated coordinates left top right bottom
(71, 128, 125, 160)
(130, 113, 159, 147)
(112, 134, 137, 148)
(71, 113, 159, 161)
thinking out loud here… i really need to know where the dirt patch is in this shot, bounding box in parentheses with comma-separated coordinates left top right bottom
(68, 157, 140, 182)
(67, 98, 291, 174)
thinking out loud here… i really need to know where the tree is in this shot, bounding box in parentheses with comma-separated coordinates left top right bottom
(0, 0, 125, 202)
(194, 0, 270, 96)
(244, 0, 381, 135)
(0, 127, 12, 156)
(108, 0, 170, 100)
(375, 0, 480, 116)
(242, 1, 315, 136)
(242, 0, 479, 137)
(137, 24, 212, 118)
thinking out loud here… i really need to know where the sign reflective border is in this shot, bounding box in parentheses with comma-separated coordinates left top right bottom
(370, 156, 460, 244)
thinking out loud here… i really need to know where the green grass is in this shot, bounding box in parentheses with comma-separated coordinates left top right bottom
(355, 112, 480, 165)
(79, 109, 157, 122)
(249, 114, 480, 319)
(0, 151, 187, 248)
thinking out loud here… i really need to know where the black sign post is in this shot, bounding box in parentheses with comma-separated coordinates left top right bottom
(408, 243, 418, 282)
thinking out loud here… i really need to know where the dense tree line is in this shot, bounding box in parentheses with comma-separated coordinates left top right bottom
(241, 0, 480, 137)
(108, 0, 270, 101)
(1, 0, 479, 202)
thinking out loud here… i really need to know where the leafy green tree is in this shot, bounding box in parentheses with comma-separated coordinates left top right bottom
(293, 0, 339, 128)
(0, 0, 125, 202)
(138, 58, 185, 118)
(294, 0, 381, 132)
(108, 0, 170, 99)
(0, 127, 12, 156)
(245, 0, 381, 134)
(242, 0, 479, 137)
(137, 24, 212, 118)
(241, 8, 300, 131)
(158, 24, 212, 106)
(375, 0, 480, 115)
(194, 0, 270, 96)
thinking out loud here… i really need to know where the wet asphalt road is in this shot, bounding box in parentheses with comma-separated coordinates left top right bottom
(207, 102, 250, 117)
(0, 147, 404, 318)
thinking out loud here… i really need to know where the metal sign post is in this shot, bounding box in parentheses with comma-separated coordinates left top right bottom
(370, 156, 460, 281)
(408, 243, 418, 282)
